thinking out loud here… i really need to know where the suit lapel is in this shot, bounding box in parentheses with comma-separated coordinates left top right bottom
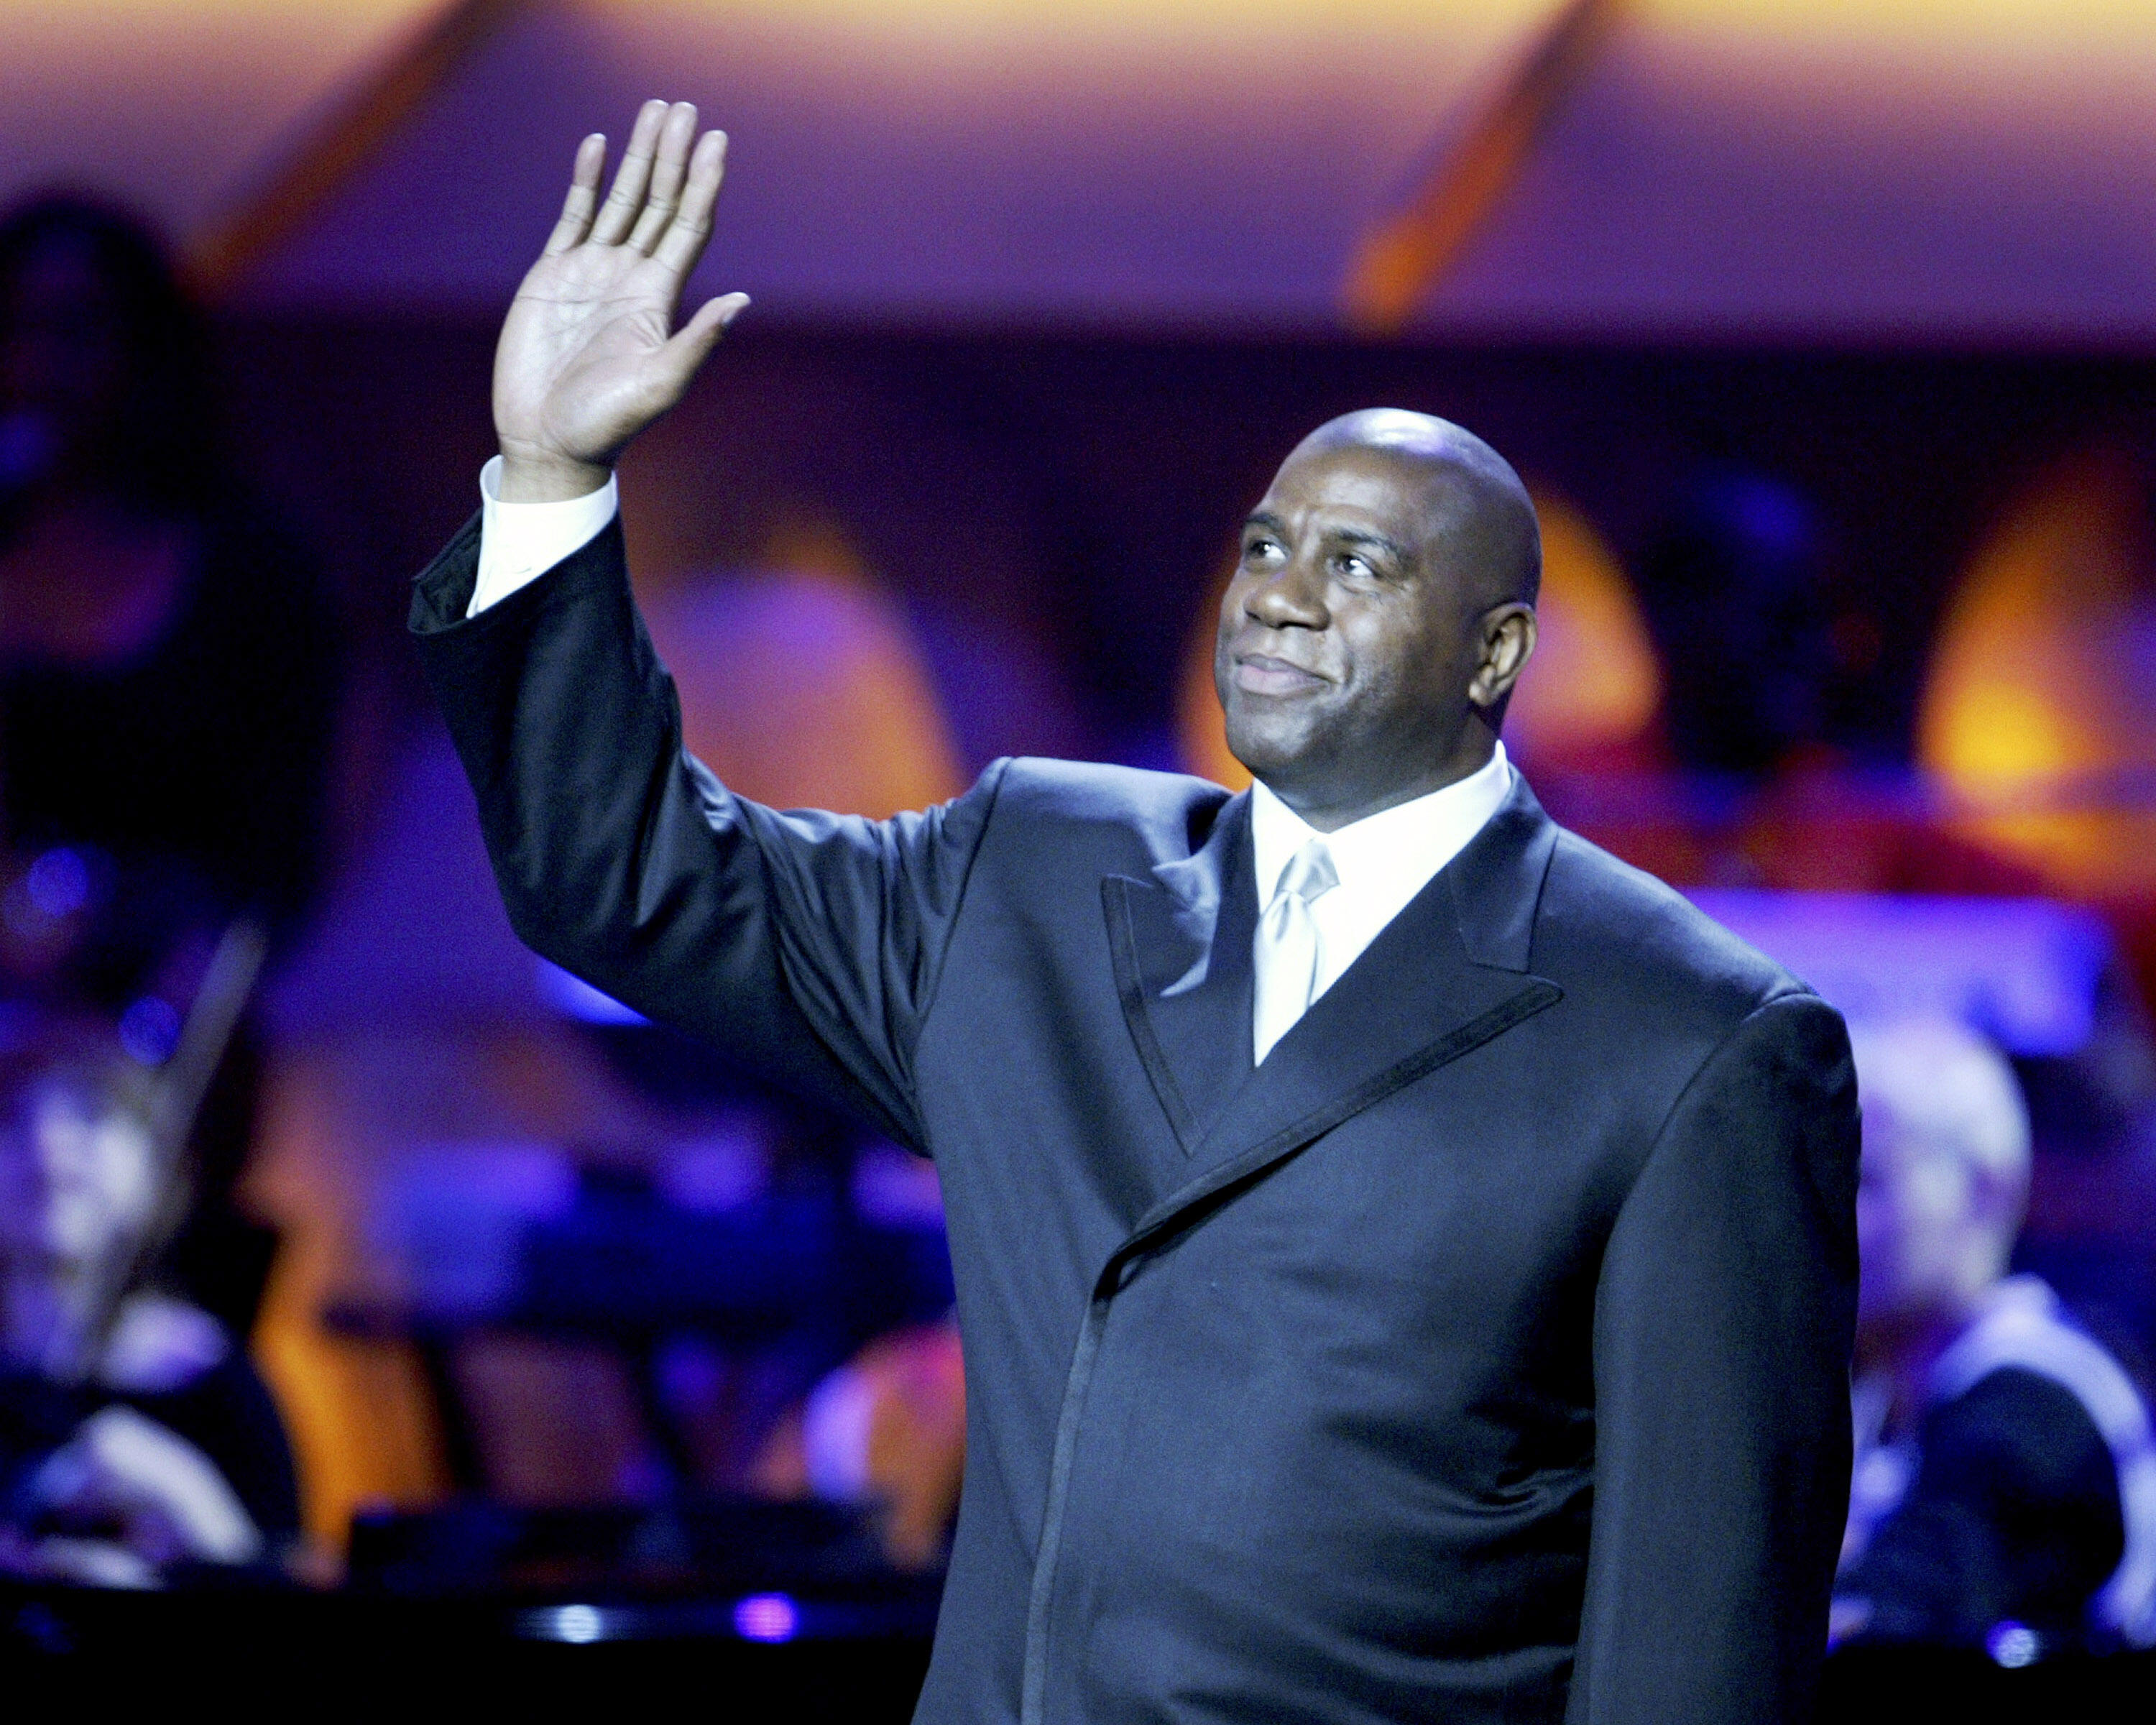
(1107, 774, 1565, 1269)
(1102, 795, 1258, 1151)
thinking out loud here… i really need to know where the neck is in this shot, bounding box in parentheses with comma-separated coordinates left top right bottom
(1262, 734, 1498, 834)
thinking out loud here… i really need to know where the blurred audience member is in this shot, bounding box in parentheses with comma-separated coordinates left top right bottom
(0, 194, 345, 1333)
(1835, 1016, 2156, 1656)
(0, 1014, 298, 1586)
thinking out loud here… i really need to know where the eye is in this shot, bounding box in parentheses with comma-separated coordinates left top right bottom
(1334, 551, 1374, 579)
(1243, 535, 1284, 568)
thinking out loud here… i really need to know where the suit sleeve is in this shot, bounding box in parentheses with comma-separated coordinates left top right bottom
(409, 512, 1001, 1150)
(1566, 991, 1860, 1725)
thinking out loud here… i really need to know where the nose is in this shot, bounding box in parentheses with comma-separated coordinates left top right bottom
(1243, 549, 1329, 632)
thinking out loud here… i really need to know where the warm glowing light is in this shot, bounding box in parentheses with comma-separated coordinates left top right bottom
(1918, 446, 2156, 895)
(1646, 0, 2155, 58)
(639, 526, 969, 820)
(1176, 573, 1250, 792)
(595, 0, 1539, 53)
(1503, 491, 1662, 773)
(0, 1, 438, 236)
(11, 0, 2156, 328)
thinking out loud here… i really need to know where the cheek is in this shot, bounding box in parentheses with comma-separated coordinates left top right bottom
(1214, 582, 1244, 653)
(1335, 605, 1450, 705)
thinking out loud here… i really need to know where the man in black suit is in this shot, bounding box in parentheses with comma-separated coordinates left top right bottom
(414, 101, 1858, 1723)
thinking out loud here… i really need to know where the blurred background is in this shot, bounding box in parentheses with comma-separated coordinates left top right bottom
(3, 0, 2156, 1708)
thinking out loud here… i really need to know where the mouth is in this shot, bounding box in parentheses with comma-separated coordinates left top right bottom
(1231, 652, 1329, 698)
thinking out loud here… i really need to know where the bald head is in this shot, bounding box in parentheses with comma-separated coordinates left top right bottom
(1214, 408, 1542, 829)
(1291, 410, 1542, 610)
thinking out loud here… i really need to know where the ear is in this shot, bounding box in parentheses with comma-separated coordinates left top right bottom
(1468, 602, 1537, 710)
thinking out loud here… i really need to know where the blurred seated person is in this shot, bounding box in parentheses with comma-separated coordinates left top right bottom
(0, 1014, 298, 1586)
(0, 195, 344, 1330)
(1640, 464, 1836, 786)
(1835, 1016, 2156, 1655)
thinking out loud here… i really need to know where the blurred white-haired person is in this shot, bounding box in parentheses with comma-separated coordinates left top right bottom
(1834, 1014, 2156, 1658)
(0, 1015, 297, 1586)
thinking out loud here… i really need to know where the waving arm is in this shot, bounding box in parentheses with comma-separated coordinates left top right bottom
(416, 106, 997, 1147)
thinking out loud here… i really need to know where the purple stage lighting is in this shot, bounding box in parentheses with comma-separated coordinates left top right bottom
(734, 1593, 801, 1642)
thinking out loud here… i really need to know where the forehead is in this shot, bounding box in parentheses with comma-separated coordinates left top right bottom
(1256, 443, 1455, 543)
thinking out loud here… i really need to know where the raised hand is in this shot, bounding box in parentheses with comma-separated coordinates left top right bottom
(493, 100, 748, 502)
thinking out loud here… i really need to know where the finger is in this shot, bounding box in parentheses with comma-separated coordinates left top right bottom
(589, 98, 668, 246)
(541, 133, 608, 255)
(653, 130, 729, 278)
(647, 293, 749, 401)
(627, 101, 699, 254)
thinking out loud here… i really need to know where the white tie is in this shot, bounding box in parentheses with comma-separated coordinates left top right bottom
(1253, 838, 1340, 1064)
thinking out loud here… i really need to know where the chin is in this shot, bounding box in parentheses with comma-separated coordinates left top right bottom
(1220, 710, 1303, 785)
(1227, 689, 1358, 780)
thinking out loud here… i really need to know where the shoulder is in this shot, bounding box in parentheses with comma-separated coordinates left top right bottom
(1537, 824, 1818, 1034)
(980, 758, 1235, 853)
(99, 1293, 231, 1396)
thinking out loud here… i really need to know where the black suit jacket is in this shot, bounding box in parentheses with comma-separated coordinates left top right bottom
(413, 514, 1859, 1724)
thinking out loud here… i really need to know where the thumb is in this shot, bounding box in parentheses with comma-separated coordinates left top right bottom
(650, 291, 750, 399)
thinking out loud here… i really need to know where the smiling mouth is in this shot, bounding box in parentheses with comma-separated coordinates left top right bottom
(1232, 653, 1328, 696)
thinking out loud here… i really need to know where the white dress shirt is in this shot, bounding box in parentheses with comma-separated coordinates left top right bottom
(469, 455, 619, 617)
(474, 460, 1516, 1061)
(1248, 745, 1513, 1061)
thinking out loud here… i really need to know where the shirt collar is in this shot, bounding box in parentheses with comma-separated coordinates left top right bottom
(1249, 742, 1514, 908)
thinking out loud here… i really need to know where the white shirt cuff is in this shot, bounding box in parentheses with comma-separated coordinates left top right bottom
(469, 455, 619, 617)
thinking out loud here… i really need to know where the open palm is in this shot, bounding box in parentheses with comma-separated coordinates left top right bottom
(493, 100, 747, 501)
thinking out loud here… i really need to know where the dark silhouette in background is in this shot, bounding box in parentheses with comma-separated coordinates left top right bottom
(0, 197, 344, 1343)
(0, 196, 340, 943)
(1641, 465, 1837, 783)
